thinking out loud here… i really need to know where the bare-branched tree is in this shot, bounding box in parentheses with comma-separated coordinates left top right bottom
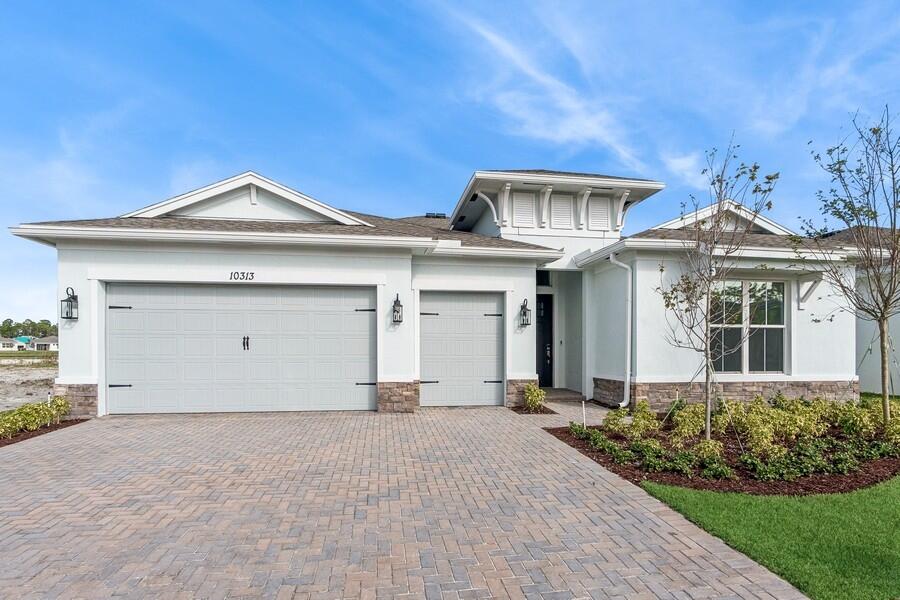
(801, 107, 900, 423)
(658, 141, 779, 438)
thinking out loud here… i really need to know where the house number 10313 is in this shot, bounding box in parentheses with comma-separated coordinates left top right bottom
(229, 271, 255, 281)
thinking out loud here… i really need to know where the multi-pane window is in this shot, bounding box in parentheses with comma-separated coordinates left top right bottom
(710, 281, 785, 373)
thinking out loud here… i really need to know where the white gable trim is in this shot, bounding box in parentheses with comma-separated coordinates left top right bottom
(122, 172, 372, 227)
(653, 200, 794, 235)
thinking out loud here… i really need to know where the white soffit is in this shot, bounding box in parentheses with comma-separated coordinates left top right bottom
(121, 171, 372, 227)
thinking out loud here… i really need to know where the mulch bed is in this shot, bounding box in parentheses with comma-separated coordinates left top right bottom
(0, 419, 87, 449)
(545, 426, 900, 496)
(510, 405, 558, 415)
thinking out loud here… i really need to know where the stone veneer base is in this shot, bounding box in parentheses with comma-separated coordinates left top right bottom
(377, 381, 419, 413)
(593, 377, 859, 411)
(52, 383, 99, 419)
(505, 379, 539, 408)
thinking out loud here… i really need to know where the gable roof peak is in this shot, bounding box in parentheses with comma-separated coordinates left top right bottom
(121, 171, 372, 227)
(652, 200, 794, 236)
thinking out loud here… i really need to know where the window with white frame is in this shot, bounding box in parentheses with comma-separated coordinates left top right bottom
(710, 280, 785, 373)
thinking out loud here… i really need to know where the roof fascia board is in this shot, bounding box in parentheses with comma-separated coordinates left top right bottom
(9, 225, 561, 260)
(121, 172, 372, 227)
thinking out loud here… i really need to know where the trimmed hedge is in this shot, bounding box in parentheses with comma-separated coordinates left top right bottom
(0, 397, 71, 439)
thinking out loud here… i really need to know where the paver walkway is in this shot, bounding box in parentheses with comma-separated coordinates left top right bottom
(0, 407, 805, 599)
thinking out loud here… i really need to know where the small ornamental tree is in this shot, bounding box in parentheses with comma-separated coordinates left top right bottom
(801, 107, 900, 423)
(658, 141, 779, 439)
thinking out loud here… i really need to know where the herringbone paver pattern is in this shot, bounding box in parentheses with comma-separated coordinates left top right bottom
(0, 408, 805, 599)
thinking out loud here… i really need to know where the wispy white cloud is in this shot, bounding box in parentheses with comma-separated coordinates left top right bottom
(661, 151, 708, 191)
(441, 7, 644, 171)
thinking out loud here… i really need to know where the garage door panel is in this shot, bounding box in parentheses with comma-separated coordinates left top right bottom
(183, 362, 215, 381)
(248, 313, 278, 332)
(215, 312, 246, 331)
(108, 335, 147, 357)
(183, 313, 215, 332)
(419, 291, 504, 407)
(107, 283, 376, 413)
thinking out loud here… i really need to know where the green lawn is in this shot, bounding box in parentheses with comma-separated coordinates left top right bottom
(0, 351, 57, 359)
(643, 478, 900, 600)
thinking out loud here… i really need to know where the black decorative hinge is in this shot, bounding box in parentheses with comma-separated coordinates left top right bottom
(483, 380, 502, 384)
(355, 382, 377, 386)
(355, 308, 376, 312)
(108, 306, 133, 310)
(420, 380, 439, 384)
(419, 312, 439, 316)
(108, 384, 132, 388)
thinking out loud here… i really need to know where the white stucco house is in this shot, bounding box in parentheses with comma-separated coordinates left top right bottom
(11, 170, 859, 418)
(0, 337, 23, 352)
(30, 336, 59, 351)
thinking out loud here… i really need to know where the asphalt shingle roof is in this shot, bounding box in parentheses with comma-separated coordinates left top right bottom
(28, 211, 554, 252)
(628, 227, 848, 250)
(483, 169, 659, 183)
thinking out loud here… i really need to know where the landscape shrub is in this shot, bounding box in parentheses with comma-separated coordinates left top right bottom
(523, 382, 546, 413)
(601, 407, 629, 437)
(602, 400, 660, 440)
(670, 403, 705, 448)
(0, 397, 70, 439)
(569, 395, 899, 484)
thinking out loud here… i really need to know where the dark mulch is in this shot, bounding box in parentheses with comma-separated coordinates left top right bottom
(510, 405, 557, 415)
(0, 419, 87, 448)
(545, 426, 900, 496)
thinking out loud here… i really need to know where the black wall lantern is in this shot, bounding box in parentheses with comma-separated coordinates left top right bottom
(392, 294, 404, 324)
(519, 298, 532, 327)
(61, 287, 78, 320)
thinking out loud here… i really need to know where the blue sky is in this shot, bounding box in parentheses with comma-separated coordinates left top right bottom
(2, 1, 899, 321)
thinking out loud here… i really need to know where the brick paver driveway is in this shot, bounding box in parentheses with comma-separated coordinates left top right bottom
(0, 408, 804, 599)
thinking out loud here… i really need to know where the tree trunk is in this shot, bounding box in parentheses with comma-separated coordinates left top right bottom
(879, 317, 892, 423)
(704, 294, 712, 440)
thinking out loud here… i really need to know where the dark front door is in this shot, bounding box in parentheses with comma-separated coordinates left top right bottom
(536, 294, 553, 387)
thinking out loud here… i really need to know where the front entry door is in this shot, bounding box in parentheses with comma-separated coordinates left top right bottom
(536, 294, 553, 387)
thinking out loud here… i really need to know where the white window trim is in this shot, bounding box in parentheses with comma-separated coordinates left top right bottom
(713, 280, 787, 375)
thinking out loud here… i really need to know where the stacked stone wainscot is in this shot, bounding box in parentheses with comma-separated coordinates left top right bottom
(52, 383, 98, 419)
(593, 377, 859, 411)
(377, 381, 419, 413)
(505, 379, 538, 408)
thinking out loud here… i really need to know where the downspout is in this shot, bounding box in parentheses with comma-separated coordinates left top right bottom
(608, 253, 632, 408)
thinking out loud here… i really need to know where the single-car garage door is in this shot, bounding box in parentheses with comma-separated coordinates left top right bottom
(106, 283, 376, 413)
(419, 291, 504, 406)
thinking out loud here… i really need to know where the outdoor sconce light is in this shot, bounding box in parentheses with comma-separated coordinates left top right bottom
(61, 287, 78, 320)
(519, 299, 532, 327)
(392, 294, 404, 324)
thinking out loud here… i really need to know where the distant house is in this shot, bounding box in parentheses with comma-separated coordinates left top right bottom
(31, 336, 59, 352)
(0, 338, 27, 351)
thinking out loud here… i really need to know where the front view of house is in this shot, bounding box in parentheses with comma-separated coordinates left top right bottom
(11, 170, 860, 417)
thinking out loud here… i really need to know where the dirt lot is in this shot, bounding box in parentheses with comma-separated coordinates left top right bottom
(0, 362, 57, 411)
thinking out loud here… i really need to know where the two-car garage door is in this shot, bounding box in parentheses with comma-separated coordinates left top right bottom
(106, 283, 376, 414)
(106, 285, 505, 413)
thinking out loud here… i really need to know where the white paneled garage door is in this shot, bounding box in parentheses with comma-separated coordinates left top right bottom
(106, 283, 376, 414)
(419, 291, 504, 406)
